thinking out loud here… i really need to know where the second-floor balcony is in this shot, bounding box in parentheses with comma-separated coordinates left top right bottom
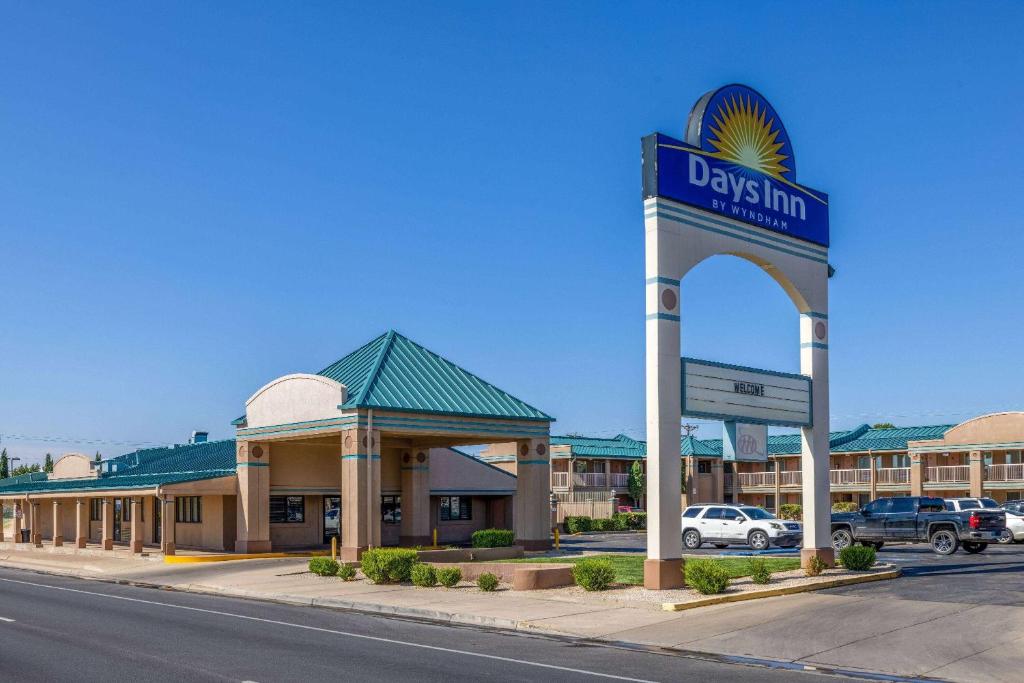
(877, 467, 911, 485)
(830, 468, 872, 486)
(926, 465, 970, 483)
(551, 471, 631, 489)
(986, 464, 1024, 482)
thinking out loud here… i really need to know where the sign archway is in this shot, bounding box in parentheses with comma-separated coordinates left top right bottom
(641, 84, 832, 589)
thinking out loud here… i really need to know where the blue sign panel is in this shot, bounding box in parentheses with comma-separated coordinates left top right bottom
(643, 84, 829, 247)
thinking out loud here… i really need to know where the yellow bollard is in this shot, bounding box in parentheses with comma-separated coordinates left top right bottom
(433, 528, 438, 548)
(331, 536, 337, 562)
(554, 527, 560, 550)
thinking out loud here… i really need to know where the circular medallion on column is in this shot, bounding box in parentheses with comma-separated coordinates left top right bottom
(238, 444, 247, 458)
(661, 288, 678, 311)
(814, 321, 826, 340)
(536, 443, 547, 456)
(402, 452, 411, 463)
(251, 445, 264, 459)
(519, 443, 529, 458)
(361, 435, 375, 448)
(416, 452, 426, 463)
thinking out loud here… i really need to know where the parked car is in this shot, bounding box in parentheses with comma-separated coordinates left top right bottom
(1001, 500, 1024, 516)
(943, 497, 1001, 512)
(831, 496, 1005, 555)
(681, 504, 802, 550)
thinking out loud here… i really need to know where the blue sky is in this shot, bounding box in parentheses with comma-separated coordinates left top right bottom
(3, 2, 1023, 463)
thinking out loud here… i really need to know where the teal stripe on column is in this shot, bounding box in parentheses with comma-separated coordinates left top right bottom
(646, 313, 680, 321)
(340, 454, 381, 460)
(800, 342, 829, 350)
(518, 459, 549, 465)
(237, 462, 268, 467)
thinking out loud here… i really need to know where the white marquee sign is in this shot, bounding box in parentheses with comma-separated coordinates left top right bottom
(681, 357, 812, 428)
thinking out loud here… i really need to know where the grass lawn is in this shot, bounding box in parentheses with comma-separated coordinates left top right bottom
(499, 554, 800, 586)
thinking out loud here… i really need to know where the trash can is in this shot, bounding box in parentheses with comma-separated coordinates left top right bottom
(20, 529, 30, 543)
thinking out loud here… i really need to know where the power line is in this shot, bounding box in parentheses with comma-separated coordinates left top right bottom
(0, 432, 164, 448)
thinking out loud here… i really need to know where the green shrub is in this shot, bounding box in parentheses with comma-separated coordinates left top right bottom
(308, 557, 340, 577)
(778, 504, 803, 521)
(747, 557, 772, 585)
(564, 516, 593, 534)
(438, 567, 462, 588)
(476, 572, 500, 592)
(608, 514, 630, 531)
(471, 528, 515, 548)
(337, 563, 357, 581)
(832, 502, 859, 513)
(624, 511, 647, 530)
(572, 558, 616, 591)
(805, 555, 828, 577)
(685, 559, 730, 595)
(411, 563, 438, 587)
(360, 548, 419, 584)
(839, 545, 876, 571)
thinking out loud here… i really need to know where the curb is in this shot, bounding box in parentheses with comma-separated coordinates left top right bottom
(164, 551, 328, 564)
(661, 567, 901, 611)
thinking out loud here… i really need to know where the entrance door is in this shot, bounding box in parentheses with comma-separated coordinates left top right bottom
(113, 498, 123, 542)
(323, 496, 340, 545)
(153, 498, 161, 544)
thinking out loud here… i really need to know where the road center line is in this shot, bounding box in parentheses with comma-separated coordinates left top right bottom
(0, 576, 655, 682)
(0, 617, 15, 623)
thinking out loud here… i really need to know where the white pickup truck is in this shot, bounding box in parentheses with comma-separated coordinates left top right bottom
(945, 497, 1024, 544)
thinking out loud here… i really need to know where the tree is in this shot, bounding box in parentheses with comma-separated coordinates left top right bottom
(11, 463, 41, 477)
(44, 453, 54, 473)
(627, 460, 646, 508)
(872, 422, 896, 429)
(94, 451, 102, 463)
(0, 449, 8, 479)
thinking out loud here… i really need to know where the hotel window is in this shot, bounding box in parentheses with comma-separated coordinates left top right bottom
(1007, 452, 1021, 465)
(381, 495, 401, 524)
(269, 496, 305, 524)
(175, 496, 202, 524)
(765, 494, 776, 511)
(90, 499, 102, 521)
(697, 461, 711, 475)
(892, 454, 910, 468)
(122, 498, 131, 522)
(440, 496, 472, 521)
(984, 452, 994, 467)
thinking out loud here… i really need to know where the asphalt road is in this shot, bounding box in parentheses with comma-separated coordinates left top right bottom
(0, 566, 838, 683)
(561, 531, 1024, 606)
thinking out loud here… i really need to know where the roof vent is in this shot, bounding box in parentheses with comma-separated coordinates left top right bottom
(190, 431, 209, 444)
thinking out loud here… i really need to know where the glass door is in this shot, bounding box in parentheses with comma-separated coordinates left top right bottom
(323, 496, 340, 545)
(153, 498, 161, 544)
(113, 498, 123, 542)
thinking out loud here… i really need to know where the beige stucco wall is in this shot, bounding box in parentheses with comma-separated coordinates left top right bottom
(176, 495, 229, 551)
(269, 494, 324, 548)
(51, 454, 94, 480)
(269, 442, 340, 489)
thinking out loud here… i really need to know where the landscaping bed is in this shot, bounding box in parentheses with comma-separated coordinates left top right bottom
(498, 554, 800, 586)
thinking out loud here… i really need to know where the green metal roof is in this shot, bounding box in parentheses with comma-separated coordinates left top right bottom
(550, 424, 954, 459)
(318, 330, 553, 422)
(551, 434, 646, 459)
(0, 440, 237, 495)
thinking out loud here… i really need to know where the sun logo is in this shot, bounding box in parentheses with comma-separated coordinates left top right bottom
(706, 94, 791, 181)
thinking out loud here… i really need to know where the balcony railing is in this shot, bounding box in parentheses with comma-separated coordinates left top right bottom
(986, 464, 1024, 482)
(735, 472, 776, 488)
(876, 467, 910, 485)
(552, 471, 638, 490)
(830, 469, 872, 486)
(779, 471, 802, 486)
(551, 471, 569, 489)
(609, 473, 630, 488)
(926, 465, 970, 483)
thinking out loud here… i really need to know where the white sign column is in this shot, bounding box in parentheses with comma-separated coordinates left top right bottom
(800, 311, 833, 566)
(644, 208, 685, 589)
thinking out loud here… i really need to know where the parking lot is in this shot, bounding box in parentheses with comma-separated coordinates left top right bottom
(559, 532, 1024, 606)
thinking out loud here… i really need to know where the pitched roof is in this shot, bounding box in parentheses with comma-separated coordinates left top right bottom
(0, 440, 236, 495)
(546, 424, 955, 459)
(317, 330, 553, 421)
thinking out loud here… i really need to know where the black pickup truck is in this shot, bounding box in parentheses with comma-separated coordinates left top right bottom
(831, 496, 1005, 555)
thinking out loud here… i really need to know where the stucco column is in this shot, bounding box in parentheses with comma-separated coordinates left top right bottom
(130, 497, 144, 553)
(75, 498, 88, 548)
(969, 450, 984, 498)
(910, 453, 924, 496)
(774, 459, 782, 513)
(52, 500, 64, 547)
(869, 456, 878, 502)
(161, 496, 176, 555)
(400, 448, 431, 547)
(100, 498, 114, 550)
(13, 501, 23, 543)
(341, 427, 381, 561)
(799, 311, 834, 569)
(712, 461, 724, 504)
(31, 501, 42, 547)
(514, 438, 551, 551)
(0, 500, 4, 543)
(235, 440, 271, 553)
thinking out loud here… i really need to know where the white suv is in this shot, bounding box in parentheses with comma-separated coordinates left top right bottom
(681, 504, 802, 551)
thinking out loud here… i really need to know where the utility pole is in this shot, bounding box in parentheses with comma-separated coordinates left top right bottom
(681, 423, 700, 437)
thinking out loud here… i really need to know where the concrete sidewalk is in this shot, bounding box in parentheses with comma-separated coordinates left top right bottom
(1, 550, 1020, 682)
